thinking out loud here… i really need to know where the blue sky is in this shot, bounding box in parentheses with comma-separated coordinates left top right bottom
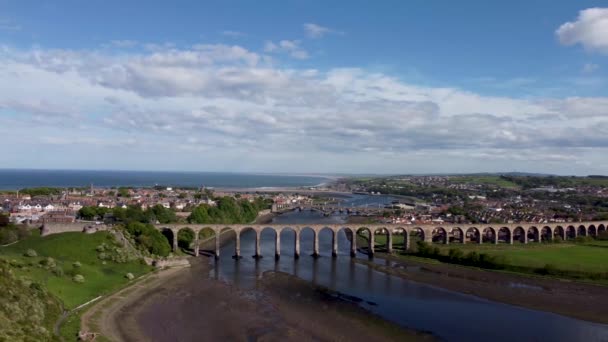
(1, 1, 608, 175)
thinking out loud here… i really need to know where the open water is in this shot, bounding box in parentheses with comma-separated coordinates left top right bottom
(0, 169, 328, 190)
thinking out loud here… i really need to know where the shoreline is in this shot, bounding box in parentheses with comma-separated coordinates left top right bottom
(78, 242, 608, 341)
(356, 253, 608, 325)
(108, 257, 432, 341)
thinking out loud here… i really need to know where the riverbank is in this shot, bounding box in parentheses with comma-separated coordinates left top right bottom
(356, 253, 608, 325)
(108, 257, 433, 341)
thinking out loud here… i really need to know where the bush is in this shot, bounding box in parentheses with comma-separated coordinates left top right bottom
(125, 272, 134, 280)
(553, 235, 563, 243)
(24, 249, 37, 257)
(98, 252, 107, 260)
(575, 236, 593, 244)
(40, 257, 56, 269)
(73, 261, 82, 268)
(52, 266, 64, 277)
(597, 231, 608, 241)
(72, 274, 85, 283)
(448, 248, 464, 261)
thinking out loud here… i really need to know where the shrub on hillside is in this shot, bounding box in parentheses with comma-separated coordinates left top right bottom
(125, 222, 171, 257)
(24, 249, 37, 257)
(73, 261, 82, 268)
(72, 274, 85, 283)
(40, 257, 56, 269)
(52, 266, 64, 277)
(125, 272, 134, 280)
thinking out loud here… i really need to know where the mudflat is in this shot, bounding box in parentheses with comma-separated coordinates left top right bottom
(113, 258, 433, 341)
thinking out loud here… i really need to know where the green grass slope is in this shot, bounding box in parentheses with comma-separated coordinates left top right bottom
(0, 231, 152, 309)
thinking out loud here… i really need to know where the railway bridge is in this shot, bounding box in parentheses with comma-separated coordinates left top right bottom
(153, 221, 608, 259)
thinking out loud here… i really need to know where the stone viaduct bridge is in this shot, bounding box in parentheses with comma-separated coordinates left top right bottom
(153, 220, 608, 259)
(42, 221, 608, 260)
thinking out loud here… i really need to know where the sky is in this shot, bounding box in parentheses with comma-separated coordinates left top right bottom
(1, 1, 608, 175)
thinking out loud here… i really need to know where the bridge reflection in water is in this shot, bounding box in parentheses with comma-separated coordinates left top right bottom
(155, 221, 608, 258)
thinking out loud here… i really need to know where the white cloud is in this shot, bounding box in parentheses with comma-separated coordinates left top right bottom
(556, 8, 608, 53)
(1, 43, 608, 174)
(264, 40, 309, 59)
(304, 23, 332, 38)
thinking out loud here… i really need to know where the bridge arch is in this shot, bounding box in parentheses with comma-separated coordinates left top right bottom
(588, 225, 597, 237)
(513, 227, 526, 243)
(391, 227, 408, 251)
(450, 227, 464, 243)
(160, 227, 176, 251)
(355, 227, 374, 256)
(566, 225, 576, 240)
(553, 226, 565, 241)
(410, 227, 425, 245)
(599, 224, 607, 236)
(259, 226, 278, 258)
(299, 226, 318, 257)
(177, 226, 196, 252)
(465, 227, 480, 243)
(432, 227, 448, 244)
(373, 227, 392, 253)
(279, 227, 298, 258)
(527, 226, 540, 243)
(482, 227, 497, 244)
(497, 227, 510, 243)
(578, 225, 587, 237)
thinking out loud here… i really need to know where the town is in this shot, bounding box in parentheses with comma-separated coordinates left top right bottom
(3, 174, 608, 231)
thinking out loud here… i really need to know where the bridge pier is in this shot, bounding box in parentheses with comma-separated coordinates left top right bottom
(194, 236, 199, 257)
(215, 234, 220, 259)
(294, 231, 300, 259)
(275, 233, 281, 260)
(312, 232, 320, 258)
(233, 233, 241, 259)
(172, 230, 178, 252)
(254, 231, 262, 259)
(332, 231, 338, 257)
(350, 230, 357, 257)
(368, 232, 375, 257)
(387, 233, 393, 254)
(478, 233, 483, 244)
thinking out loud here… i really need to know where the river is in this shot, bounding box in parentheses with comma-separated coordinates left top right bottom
(209, 195, 608, 341)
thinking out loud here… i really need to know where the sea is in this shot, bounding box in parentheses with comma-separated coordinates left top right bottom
(0, 169, 330, 190)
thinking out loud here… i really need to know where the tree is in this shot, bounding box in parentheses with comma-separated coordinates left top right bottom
(79, 206, 97, 220)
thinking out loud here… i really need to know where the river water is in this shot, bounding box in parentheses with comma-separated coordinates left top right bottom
(209, 196, 608, 342)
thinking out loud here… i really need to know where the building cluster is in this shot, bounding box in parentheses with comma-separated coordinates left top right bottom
(0, 186, 320, 225)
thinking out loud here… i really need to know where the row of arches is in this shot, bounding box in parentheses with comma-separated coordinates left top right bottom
(157, 223, 607, 259)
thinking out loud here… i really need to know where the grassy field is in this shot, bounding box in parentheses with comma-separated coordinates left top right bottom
(413, 242, 608, 273)
(0, 231, 152, 309)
